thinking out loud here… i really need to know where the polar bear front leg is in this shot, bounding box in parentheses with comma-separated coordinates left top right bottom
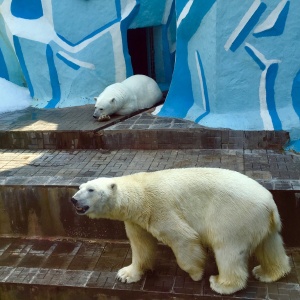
(117, 221, 157, 283)
(171, 237, 206, 281)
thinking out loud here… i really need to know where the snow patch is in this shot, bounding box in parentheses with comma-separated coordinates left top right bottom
(0, 78, 31, 113)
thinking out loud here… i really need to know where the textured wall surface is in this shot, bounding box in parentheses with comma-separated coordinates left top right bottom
(0, 0, 175, 108)
(158, 0, 300, 150)
(0, 0, 299, 149)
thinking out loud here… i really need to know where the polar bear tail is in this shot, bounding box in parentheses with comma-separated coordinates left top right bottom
(269, 208, 282, 233)
(252, 206, 291, 283)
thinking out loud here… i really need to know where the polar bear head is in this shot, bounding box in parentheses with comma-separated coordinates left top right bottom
(71, 177, 117, 218)
(93, 83, 126, 121)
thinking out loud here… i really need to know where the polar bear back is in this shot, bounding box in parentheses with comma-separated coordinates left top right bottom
(127, 168, 272, 206)
(122, 75, 162, 110)
(114, 168, 278, 243)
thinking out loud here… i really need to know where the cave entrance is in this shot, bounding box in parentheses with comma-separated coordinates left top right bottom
(127, 27, 155, 79)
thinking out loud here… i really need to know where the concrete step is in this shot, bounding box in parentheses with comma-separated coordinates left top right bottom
(0, 148, 299, 246)
(0, 237, 299, 300)
(0, 105, 289, 150)
(0, 106, 299, 299)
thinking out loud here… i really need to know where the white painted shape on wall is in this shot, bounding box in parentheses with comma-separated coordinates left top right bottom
(57, 51, 95, 70)
(53, 25, 112, 54)
(245, 42, 281, 66)
(259, 68, 274, 130)
(111, 26, 127, 82)
(195, 51, 207, 111)
(246, 43, 281, 130)
(122, 0, 136, 19)
(224, 0, 262, 51)
(41, 0, 54, 27)
(185, 2, 216, 121)
(177, 0, 193, 28)
(162, 0, 174, 24)
(254, 0, 289, 34)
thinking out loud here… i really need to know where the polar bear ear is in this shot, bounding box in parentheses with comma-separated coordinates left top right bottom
(94, 97, 97, 101)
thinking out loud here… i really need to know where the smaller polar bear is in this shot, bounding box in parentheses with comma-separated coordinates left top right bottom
(93, 75, 162, 121)
(70, 168, 291, 295)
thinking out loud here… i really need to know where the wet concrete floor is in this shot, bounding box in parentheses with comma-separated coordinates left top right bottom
(0, 237, 299, 299)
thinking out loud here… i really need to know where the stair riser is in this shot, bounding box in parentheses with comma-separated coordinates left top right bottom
(0, 129, 289, 150)
(0, 186, 299, 246)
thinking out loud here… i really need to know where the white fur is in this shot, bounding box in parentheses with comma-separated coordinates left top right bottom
(93, 75, 162, 118)
(71, 168, 291, 295)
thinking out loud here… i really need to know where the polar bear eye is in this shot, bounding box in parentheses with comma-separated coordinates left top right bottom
(88, 189, 94, 192)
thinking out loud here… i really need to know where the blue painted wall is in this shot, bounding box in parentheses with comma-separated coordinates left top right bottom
(157, 0, 300, 150)
(0, 0, 299, 150)
(0, 0, 175, 108)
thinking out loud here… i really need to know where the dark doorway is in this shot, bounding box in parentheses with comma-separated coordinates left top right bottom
(127, 27, 155, 79)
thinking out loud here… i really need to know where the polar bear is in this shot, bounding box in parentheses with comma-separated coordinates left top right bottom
(70, 168, 291, 295)
(93, 75, 162, 121)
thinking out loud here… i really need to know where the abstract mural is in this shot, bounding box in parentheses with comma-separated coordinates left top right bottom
(0, 0, 299, 150)
(0, 0, 175, 108)
(157, 0, 300, 150)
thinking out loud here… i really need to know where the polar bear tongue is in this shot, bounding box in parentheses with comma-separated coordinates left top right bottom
(76, 205, 89, 214)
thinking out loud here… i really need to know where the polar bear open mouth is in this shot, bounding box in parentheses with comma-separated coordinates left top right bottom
(74, 204, 90, 214)
(71, 198, 90, 214)
(75, 205, 89, 214)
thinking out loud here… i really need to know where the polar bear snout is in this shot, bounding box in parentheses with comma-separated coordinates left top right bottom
(93, 108, 102, 119)
(71, 197, 90, 215)
(93, 109, 111, 122)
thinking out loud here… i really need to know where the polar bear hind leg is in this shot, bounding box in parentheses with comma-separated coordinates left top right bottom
(252, 231, 291, 282)
(209, 245, 249, 294)
(117, 221, 157, 283)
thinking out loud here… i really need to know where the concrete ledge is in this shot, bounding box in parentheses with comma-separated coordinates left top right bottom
(101, 128, 289, 150)
(0, 130, 104, 150)
(0, 129, 290, 150)
(0, 106, 290, 150)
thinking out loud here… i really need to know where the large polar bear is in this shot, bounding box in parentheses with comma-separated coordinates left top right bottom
(93, 75, 162, 121)
(70, 168, 291, 294)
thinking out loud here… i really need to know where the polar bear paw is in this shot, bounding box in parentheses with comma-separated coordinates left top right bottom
(252, 265, 274, 282)
(209, 275, 245, 295)
(98, 115, 111, 122)
(252, 265, 290, 283)
(189, 270, 204, 281)
(116, 265, 143, 283)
